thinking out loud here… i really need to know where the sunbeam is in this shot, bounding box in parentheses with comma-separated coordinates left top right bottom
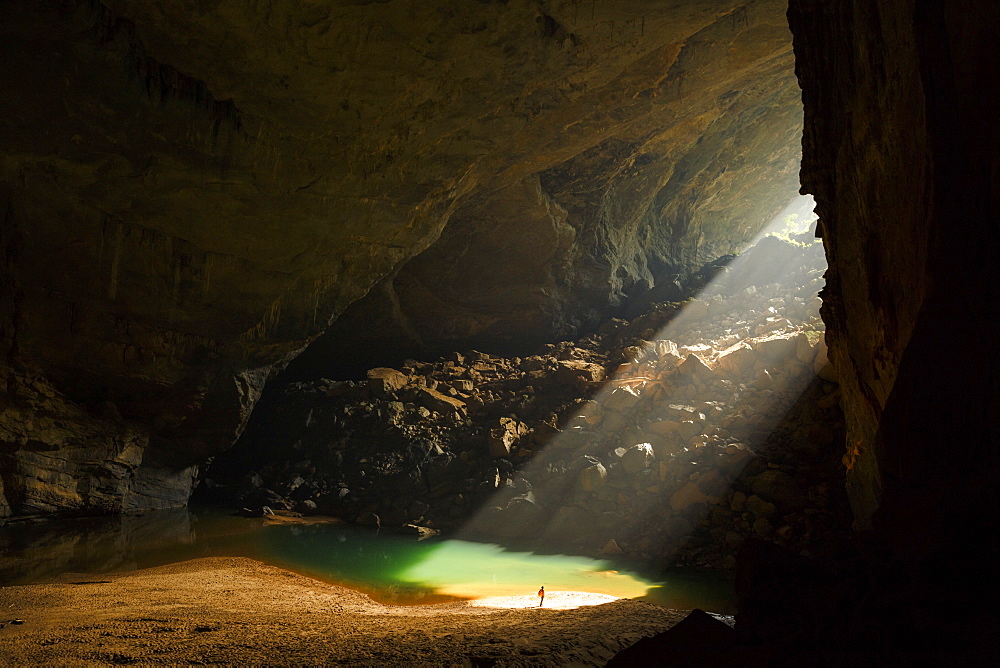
(449, 195, 828, 573)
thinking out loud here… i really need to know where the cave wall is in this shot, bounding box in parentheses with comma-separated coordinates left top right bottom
(791, 0, 1000, 528)
(788, 0, 999, 651)
(1, 0, 802, 520)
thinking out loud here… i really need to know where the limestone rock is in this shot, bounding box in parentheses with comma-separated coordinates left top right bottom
(754, 334, 797, 361)
(555, 360, 606, 386)
(621, 443, 655, 475)
(579, 462, 608, 492)
(670, 482, 711, 512)
(488, 418, 526, 458)
(415, 387, 467, 418)
(679, 354, 713, 379)
(717, 344, 757, 377)
(604, 386, 642, 413)
(367, 368, 409, 397)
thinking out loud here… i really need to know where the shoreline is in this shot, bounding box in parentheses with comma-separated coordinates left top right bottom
(0, 556, 686, 665)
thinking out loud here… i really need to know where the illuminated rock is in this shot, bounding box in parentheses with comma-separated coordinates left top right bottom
(717, 344, 757, 377)
(754, 334, 798, 361)
(366, 367, 409, 397)
(488, 417, 525, 458)
(621, 443, 655, 475)
(579, 462, 608, 492)
(415, 387, 467, 418)
(555, 360, 606, 386)
(679, 353, 713, 379)
(603, 386, 642, 412)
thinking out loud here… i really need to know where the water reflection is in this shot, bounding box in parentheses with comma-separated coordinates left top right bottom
(0, 506, 733, 612)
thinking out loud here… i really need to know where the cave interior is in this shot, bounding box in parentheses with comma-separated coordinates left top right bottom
(1, 0, 999, 663)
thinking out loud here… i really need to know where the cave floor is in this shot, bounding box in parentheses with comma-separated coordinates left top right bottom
(0, 557, 684, 666)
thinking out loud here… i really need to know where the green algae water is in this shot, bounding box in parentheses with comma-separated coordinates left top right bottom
(0, 506, 734, 613)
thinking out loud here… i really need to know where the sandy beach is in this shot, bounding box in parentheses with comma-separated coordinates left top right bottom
(0, 557, 686, 666)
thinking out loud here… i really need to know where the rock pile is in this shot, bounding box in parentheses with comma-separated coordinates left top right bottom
(202, 235, 850, 570)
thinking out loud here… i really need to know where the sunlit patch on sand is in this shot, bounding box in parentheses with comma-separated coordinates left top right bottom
(465, 591, 620, 610)
(396, 540, 652, 602)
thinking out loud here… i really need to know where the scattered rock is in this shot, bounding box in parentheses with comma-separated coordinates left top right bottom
(206, 233, 846, 572)
(620, 443, 655, 474)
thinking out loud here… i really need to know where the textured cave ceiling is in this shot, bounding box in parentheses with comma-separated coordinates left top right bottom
(0, 0, 803, 506)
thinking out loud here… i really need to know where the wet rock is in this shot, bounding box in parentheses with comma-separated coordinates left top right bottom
(294, 499, 318, 514)
(399, 524, 439, 540)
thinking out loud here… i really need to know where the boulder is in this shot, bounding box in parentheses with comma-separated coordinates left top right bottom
(555, 360, 606, 386)
(294, 499, 318, 514)
(677, 420, 702, 441)
(400, 524, 439, 540)
(357, 512, 381, 528)
(452, 379, 475, 392)
(604, 386, 642, 412)
(679, 353, 713, 379)
(415, 386, 467, 417)
(755, 334, 797, 362)
(579, 462, 608, 491)
(745, 494, 777, 518)
(814, 336, 837, 382)
(621, 443, 655, 474)
(367, 367, 409, 396)
(488, 417, 524, 458)
(670, 482, 710, 512)
(606, 609, 736, 667)
(794, 332, 817, 363)
(717, 344, 756, 377)
(601, 539, 625, 556)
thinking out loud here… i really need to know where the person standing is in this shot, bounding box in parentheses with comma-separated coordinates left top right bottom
(538, 586, 545, 607)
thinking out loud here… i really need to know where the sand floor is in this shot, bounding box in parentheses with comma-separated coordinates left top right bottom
(0, 557, 686, 666)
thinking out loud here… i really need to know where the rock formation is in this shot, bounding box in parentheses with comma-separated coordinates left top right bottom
(0, 0, 803, 519)
(205, 234, 848, 572)
(606, 0, 1000, 662)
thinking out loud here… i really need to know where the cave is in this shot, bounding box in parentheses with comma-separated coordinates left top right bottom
(1, 0, 998, 664)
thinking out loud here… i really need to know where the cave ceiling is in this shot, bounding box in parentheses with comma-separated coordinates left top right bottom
(0, 0, 802, 516)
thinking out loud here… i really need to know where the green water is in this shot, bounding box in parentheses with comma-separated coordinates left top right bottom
(0, 507, 734, 613)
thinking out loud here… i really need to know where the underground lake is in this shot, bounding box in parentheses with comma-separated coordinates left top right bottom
(0, 506, 735, 613)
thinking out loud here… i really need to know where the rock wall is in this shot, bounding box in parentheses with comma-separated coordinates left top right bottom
(715, 0, 1000, 660)
(790, 0, 1000, 531)
(1, 0, 804, 519)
